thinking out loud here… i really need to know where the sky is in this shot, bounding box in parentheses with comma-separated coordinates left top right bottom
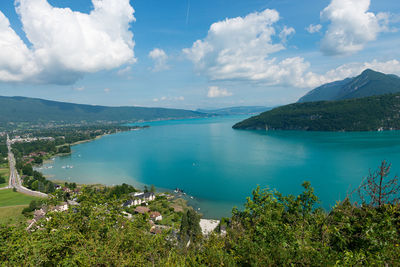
(0, 0, 399, 109)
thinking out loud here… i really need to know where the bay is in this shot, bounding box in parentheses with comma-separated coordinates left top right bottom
(40, 115, 400, 218)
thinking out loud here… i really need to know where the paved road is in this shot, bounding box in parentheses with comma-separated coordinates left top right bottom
(6, 135, 47, 198)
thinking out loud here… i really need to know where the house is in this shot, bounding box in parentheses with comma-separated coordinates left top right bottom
(149, 211, 162, 221)
(150, 225, 170, 235)
(123, 199, 142, 208)
(123, 192, 156, 207)
(137, 192, 155, 202)
(33, 209, 46, 221)
(67, 200, 80, 206)
(52, 202, 68, 212)
(62, 187, 71, 193)
(134, 206, 150, 214)
(121, 211, 133, 220)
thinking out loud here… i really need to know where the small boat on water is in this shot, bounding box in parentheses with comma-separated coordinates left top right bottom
(62, 165, 74, 169)
(174, 188, 184, 194)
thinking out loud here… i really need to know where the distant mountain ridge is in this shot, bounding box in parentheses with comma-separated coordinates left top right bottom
(197, 106, 271, 115)
(298, 69, 400, 103)
(0, 96, 206, 124)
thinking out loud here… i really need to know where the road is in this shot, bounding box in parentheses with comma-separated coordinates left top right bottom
(5, 135, 47, 198)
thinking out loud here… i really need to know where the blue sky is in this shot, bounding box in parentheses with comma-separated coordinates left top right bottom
(0, 0, 399, 109)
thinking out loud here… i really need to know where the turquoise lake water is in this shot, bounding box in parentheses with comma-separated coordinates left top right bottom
(40, 115, 400, 218)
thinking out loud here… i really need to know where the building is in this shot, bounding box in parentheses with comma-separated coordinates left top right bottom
(149, 211, 162, 221)
(123, 192, 156, 208)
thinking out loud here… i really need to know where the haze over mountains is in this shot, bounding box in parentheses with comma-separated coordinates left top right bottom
(197, 106, 271, 115)
(0, 96, 206, 124)
(298, 69, 400, 103)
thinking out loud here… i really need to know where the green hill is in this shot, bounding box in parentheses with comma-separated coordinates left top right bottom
(298, 69, 400, 103)
(233, 93, 400, 131)
(0, 96, 205, 124)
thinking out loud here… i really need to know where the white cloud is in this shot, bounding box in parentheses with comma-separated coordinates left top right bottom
(279, 26, 295, 43)
(183, 9, 318, 87)
(0, 0, 135, 84)
(207, 86, 232, 98)
(117, 66, 132, 76)
(0, 12, 39, 82)
(74, 86, 85, 91)
(306, 24, 322, 33)
(153, 96, 184, 102)
(149, 48, 169, 72)
(320, 0, 389, 55)
(104, 88, 111, 93)
(305, 59, 400, 87)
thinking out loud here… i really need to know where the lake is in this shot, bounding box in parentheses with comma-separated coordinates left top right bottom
(40, 115, 400, 218)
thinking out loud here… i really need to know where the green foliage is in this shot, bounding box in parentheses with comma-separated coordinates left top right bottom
(22, 199, 44, 215)
(1, 179, 400, 266)
(22, 164, 33, 176)
(0, 175, 5, 184)
(107, 183, 136, 199)
(150, 184, 156, 193)
(64, 182, 77, 190)
(57, 145, 71, 154)
(234, 92, 400, 131)
(180, 209, 202, 245)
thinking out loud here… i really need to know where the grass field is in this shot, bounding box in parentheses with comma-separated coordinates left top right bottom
(0, 189, 39, 207)
(0, 205, 27, 225)
(0, 189, 39, 225)
(0, 163, 9, 188)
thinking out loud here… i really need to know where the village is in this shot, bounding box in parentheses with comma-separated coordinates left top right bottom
(25, 184, 222, 237)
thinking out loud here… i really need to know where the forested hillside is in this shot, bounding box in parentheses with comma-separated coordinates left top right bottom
(233, 93, 400, 131)
(0, 96, 205, 124)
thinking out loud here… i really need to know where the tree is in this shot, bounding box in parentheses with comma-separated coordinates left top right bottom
(0, 175, 5, 184)
(150, 184, 156, 193)
(22, 164, 33, 176)
(31, 180, 38, 191)
(180, 209, 202, 245)
(358, 160, 400, 207)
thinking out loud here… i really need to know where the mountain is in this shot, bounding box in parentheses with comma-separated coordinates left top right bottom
(233, 93, 400, 131)
(0, 96, 206, 124)
(197, 106, 272, 115)
(298, 69, 400, 103)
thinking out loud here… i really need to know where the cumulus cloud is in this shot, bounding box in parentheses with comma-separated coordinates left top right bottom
(207, 86, 232, 98)
(306, 24, 322, 33)
(183, 9, 321, 87)
(0, 12, 39, 82)
(149, 48, 169, 72)
(0, 0, 136, 84)
(320, 0, 389, 55)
